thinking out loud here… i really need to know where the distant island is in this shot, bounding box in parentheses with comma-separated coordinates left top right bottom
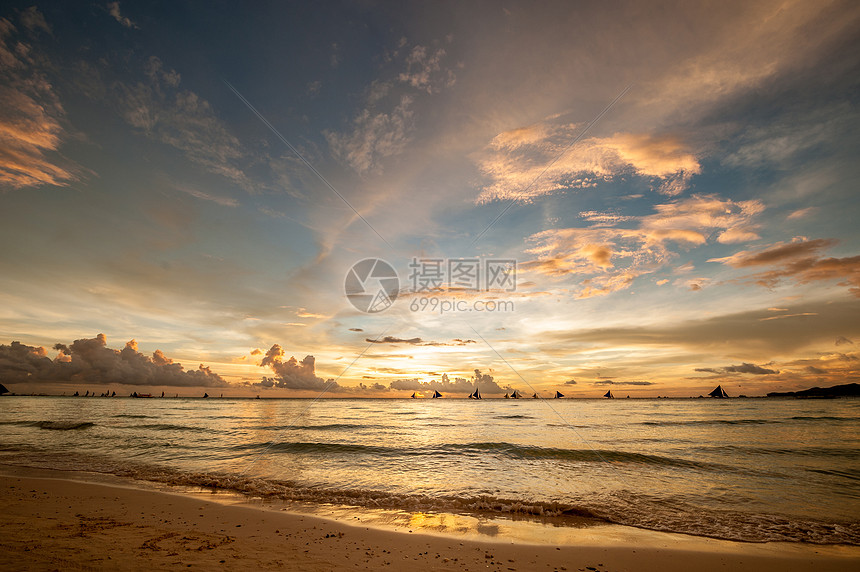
(767, 383, 860, 398)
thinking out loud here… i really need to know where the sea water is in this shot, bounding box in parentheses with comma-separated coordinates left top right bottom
(0, 396, 857, 544)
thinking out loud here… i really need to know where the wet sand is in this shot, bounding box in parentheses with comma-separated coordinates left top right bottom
(0, 466, 857, 571)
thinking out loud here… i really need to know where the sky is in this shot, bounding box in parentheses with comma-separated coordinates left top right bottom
(1, 0, 859, 397)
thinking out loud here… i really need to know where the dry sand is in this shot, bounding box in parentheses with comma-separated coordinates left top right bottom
(0, 466, 857, 571)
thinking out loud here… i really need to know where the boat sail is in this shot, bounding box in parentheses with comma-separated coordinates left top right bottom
(469, 387, 482, 399)
(709, 385, 729, 398)
(555, 391, 564, 398)
(511, 390, 522, 399)
(603, 390, 614, 399)
(411, 392, 416, 399)
(532, 393, 538, 399)
(504, 393, 510, 399)
(432, 390, 442, 398)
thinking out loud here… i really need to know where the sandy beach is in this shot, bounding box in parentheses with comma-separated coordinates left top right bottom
(0, 466, 856, 572)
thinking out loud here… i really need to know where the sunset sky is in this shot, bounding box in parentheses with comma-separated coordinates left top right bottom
(1, 0, 859, 397)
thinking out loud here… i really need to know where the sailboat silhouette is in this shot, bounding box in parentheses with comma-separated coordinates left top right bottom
(709, 385, 729, 398)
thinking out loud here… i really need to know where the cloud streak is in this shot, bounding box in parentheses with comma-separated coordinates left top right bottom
(0, 12, 77, 189)
(711, 238, 860, 296)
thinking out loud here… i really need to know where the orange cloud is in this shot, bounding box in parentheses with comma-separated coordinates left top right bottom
(522, 194, 764, 298)
(0, 15, 76, 189)
(475, 117, 701, 203)
(711, 238, 860, 296)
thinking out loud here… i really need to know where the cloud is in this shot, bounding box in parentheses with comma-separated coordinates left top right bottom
(522, 194, 764, 298)
(579, 211, 635, 225)
(366, 336, 476, 347)
(0, 13, 77, 189)
(544, 299, 860, 356)
(475, 119, 701, 204)
(787, 207, 816, 220)
(710, 238, 860, 296)
(325, 38, 456, 174)
(694, 362, 779, 376)
(113, 56, 253, 190)
(835, 336, 854, 346)
(348, 328, 364, 332)
(564, 379, 577, 385)
(389, 370, 510, 395)
(175, 185, 238, 207)
(325, 94, 414, 174)
(19, 7, 51, 33)
(0, 334, 227, 387)
(758, 312, 817, 322)
(398, 45, 456, 94)
(593, 380, 655, 386)
(257, 344, 341, 391)
(721, 103, 848, 169)
(717, 227, 761, 244)
(710, 238, 837, 267)
(107, 2, 138, 29)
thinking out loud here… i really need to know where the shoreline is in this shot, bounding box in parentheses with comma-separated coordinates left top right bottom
(1, 465, 858, 571)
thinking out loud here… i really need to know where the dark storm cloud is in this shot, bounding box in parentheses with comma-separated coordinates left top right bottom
(366, 336, 476, 346)
(0, 334, 227, 387)
(256, 344, 344, 391)
(695, 363, 778, 375)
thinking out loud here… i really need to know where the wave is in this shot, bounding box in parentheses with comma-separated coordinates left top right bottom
(492, 415, 535, 419)
(806, 468, 860, 482)
(113, 414, 157, 419)
(250, 423, 379, 431)
(701, 445, 860, 459)
(2, 448, 856, 545)
(0, 420, 95, 430)
(128, 423, 219, 433)
(790, 416, 853, 422)
(224, 440, 737, 472)
(36, 421, 95, 431)
(640, 419, 780, 426)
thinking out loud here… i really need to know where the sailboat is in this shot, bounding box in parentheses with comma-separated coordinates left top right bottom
(511, 390, 522, 399)
(411, 392, 417, 399)
(532, 393, 538, 399)
(432, 390, 442, 398)
(603, 390, 614, 399)
(555, 391, 564, 398)
(709, 385, 729, 398)
(504, 393, 510, 399)
(469, 387, 482, 399)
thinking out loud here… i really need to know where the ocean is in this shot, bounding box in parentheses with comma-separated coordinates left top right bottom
(1, 396, 858, 545)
